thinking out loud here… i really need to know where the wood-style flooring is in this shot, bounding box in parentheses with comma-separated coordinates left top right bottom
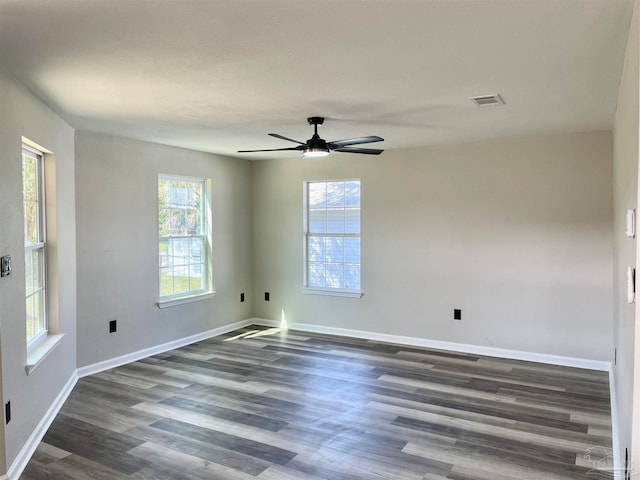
(21, 325, 613, 479)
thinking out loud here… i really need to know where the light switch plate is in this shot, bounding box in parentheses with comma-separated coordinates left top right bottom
(0, 256, 11, 277)
(627, 209, 636, 238)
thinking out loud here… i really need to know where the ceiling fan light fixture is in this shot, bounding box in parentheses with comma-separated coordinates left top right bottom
(302, 147, 330, 158)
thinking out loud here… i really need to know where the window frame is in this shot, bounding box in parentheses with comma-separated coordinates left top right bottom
(22, 144, 48, 348)
(157, 174, 213, 307)
(302, 179, 363, 298)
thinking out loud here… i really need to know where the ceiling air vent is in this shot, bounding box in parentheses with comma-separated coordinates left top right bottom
(470, 94, 505, 107)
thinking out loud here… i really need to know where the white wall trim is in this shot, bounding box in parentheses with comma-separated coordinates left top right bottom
(6, 370, 78, 480)
(609, 365, 622, 480)
(77, 318, 253, 378)
(250, 318, 611, 371)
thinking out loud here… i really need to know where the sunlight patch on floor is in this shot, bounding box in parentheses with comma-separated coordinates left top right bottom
(224, 327, 286, 341)
(224, 330, 261, 341)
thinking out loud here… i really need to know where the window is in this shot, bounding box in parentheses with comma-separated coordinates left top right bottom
(158, 175, 211, 303)
(22, 146, 47, 345)
(304, 180, 361, 295)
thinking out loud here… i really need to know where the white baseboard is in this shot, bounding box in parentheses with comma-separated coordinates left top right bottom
(77, 318, 253, 378)
(249, 318, 611, 371)
(6, 370, 78, 480)
(609, 365, 622, 480)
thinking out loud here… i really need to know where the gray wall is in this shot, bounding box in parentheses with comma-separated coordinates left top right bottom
(0, 68, 621, 475)
(252, 131, 613, 361)
(0, 71, 77, 471)
(75, 132, 253, 367)
(613, 0, 639, 466)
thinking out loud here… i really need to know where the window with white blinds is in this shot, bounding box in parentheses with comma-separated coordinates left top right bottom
(304, 180, 361, 293)
(22, 145, 47, 346)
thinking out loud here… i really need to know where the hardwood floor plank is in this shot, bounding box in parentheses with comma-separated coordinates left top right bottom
(21, 326, 612, 480)
(159, 396, 289, 431)
(124, 424, 272, 476)
(27, 442, 71, 466)
(149, 418, 298, 465)
(41, 417, 151, 475)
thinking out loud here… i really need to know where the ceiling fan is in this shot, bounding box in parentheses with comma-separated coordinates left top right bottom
(238, 116, 384, 158)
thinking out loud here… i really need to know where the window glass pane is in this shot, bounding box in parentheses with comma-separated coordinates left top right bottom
(158, 208, 170, 236)
(159, 239, 169, 267)
(22, 154, 38, 201)
(308, 237, 324, 262)
(345, 265, 361, 290)
(170, 209, 186, 235)
(189, 182, 201, 208)
(189, 265, 202, 290)
(345, 208, 360, 234)
(309, 262, 326, 288)
(190, 238, 204, 289)
(34, 290, 45, 335)
(25, 250, 33, 295)
(309, 182, 327, 207)
(174, 275, 189, 294)
(344, 237, 360, 265)
(326, 182, 345, 207)
(171, 238, 189, 266)
(326, 208, 345, 233)
(190, 237, 202, 261)
(160, 267, 174, 296)
(309, 209, 327, 233)
(26, 296, 34, 341)
(345, 181, 360, 207)
(161, 179, 202, 209)
(325, 237, 343, 263)
(325, 263, 345, 289)
(24, 202, 38, 244)
(33, 248, 44, 290)
(186, 209, 199, 234)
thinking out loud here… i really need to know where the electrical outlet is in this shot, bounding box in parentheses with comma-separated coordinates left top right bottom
(109, 320, 117, 333)
(265, 292, 270, 301)
(1, 255, 11, 277)
(5, 401, 11, 424)
(240, 292, 245, 303)
(454, 309, 462, 320)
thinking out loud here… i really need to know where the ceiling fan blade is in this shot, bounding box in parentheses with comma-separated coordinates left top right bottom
(237, 147, 303, 153)
(328, 136, 384, 148)
(268, 133, 306, 145)
(334, 147, 384, 155)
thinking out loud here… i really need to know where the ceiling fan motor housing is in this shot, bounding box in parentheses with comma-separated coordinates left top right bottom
(307, 134, 328, 149)
(306, 117, 328, 150)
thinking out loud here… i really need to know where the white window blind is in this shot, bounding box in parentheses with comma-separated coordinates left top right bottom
(304, 180, 361, 292)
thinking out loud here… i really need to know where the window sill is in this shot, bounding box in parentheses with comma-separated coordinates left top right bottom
(26, 333, 64, 375)
(156, 291, 215, 309)
(302, 288, 363, 299)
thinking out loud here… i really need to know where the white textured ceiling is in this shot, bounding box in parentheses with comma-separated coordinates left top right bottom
(0, 0, 633, 159)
